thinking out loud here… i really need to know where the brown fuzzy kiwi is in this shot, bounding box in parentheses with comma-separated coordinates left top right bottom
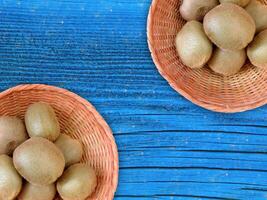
(18, 182, 56, 200)
(246, 0, 267, 33)
(219, 0, 251, 7)
(0, 116, 28, 155)
(175, 20, 213, 69)
(180, 0, 219, 21)
(209, 48, 246, 75)
(55, 134, 83, 167)
(25, 102, 60, 142)
(204, 3, 255, 50)
(247, 29, 267, 69)
(13, 137, 65, 186)
(0, 155, 22, 200)
(57, 163, 97, 200)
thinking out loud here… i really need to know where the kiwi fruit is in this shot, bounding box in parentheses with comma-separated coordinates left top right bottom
(180, 0, 219, 21)
(247, 29, 267, 69)
(13, 137, 65, 186)
(175, 20, 213, 69)
(219, 0, 251, 7)
(209, 48, 246, 75)
(246, 0, 267, 33)
(55, 134, 83, 167)
(204, 3, 255, 50)
(25, 102, 60, 142)
(18, 183, 56, 200)
(0, 155, 22, 200)
(57, 163, 97, 200)
(0, 116, 28, 155)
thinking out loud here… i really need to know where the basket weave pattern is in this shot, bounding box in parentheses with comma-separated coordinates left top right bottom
(147, 0, 267, 112)
(0, 84, 118, 200)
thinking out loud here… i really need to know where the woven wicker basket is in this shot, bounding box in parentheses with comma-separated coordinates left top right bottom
(147, 0, 267, 113)
(0, 84, 118, 200)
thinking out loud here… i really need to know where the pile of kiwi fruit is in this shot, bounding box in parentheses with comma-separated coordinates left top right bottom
(176, 0, 267, 76)
(0, 102, 97, 200)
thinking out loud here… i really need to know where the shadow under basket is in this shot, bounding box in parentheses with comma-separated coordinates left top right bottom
(147, 0, 267, 113)
(0, 84, 118, 200)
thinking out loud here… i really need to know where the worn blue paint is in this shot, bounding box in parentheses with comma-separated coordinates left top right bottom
(0, 0, 266, 199)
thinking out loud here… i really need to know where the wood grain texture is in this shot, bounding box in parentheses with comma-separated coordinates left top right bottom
(0, 0, 266, 199)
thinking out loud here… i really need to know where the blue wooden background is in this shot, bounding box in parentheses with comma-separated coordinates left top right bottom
(0, 0, 267, 199)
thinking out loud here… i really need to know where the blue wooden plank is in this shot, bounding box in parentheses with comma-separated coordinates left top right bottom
(0, 0, 266, 199)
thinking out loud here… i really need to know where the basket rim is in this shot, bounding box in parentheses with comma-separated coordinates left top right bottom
(146, 0, 267, 113)
(0, 84, 118, 200)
